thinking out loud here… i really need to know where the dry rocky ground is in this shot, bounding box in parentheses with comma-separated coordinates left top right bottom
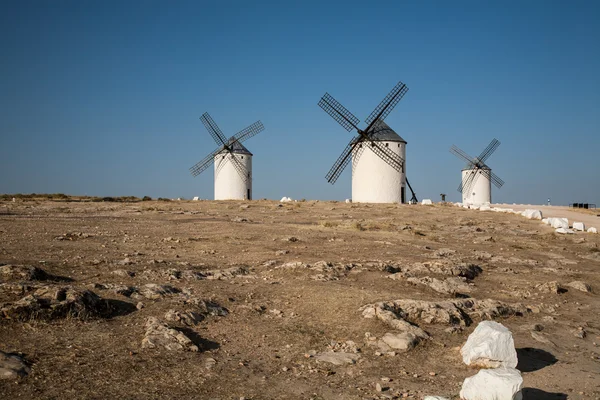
(0, 199, 599, 399)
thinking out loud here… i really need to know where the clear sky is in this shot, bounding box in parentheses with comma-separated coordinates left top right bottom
(1, 1, 599, 205)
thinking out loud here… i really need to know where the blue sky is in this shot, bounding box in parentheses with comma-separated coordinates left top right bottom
(1, 1, 599, 205)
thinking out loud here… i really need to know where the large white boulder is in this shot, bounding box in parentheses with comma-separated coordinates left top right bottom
(192, 196, 199, 201)
(572, 222, 585, 231)
(521, 209, 543, 220)
(549, 218, 569, 229)
(460, 367, 523, 400)
(588, 227, 598, 234)
(461, 321, 517, 368)
(345, 199, 351, 203)
(280, 197, 293, 202)
(421, 199, 433, 205)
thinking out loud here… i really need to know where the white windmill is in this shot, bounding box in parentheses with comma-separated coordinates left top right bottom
(189, 112, 264, 200)
(318, 81, 418, 203)
(449, 139, 504, 205)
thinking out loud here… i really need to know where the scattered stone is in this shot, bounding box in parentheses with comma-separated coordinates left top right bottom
(573, 222, 586, 231)
(380, 332, 419, 352)
(204, 266, 249, 280)
(461, 321, 518, 368)
(424, 397, 449, 400)
(548, 218, 569, 229)
(136, 302, 145, 310)
(536, 281, 567, 294)
(1, 286, 108, 321)
(567, 281, 591, 293)
(531, 331, 554, 346)
(421, 199, 433, 205)
(118, 258, 133, 266)
(406, 276, 473, 295)
(284, 236, 298, 242)
(588, 227, 598, 234)
(314, 352, 360, 366)
(0, 351, 30, 379)
(232, 216, 248, 223)
(134, 284, 180, 300)
(165, 309, 204, 326)
(460, 367, 523, 400)
(555, 227, 574, 234)
(0, 264, 50, 281)
(275, 250, 289, 256)
(111, 269, 135, 278)
(574, 327, 586, 339)
(141, 317, 199, 351)
(521, 209, 543, 220)
(93, 283, 136, 297)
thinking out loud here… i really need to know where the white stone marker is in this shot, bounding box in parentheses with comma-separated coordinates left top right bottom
(460, 367, 523, 400)
(572, 222, 585, 231)
(461, 321, 518, 368)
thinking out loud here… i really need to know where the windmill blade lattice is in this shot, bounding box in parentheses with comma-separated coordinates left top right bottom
(190, 145, 222, 177)
(326, 136, 362, 184)
(230, 121, 265, 145)
(365, 81, 409, 127)
(478, 138, 500, 164)
(318, 93, 360, 132)
(200, 112, 227, 145)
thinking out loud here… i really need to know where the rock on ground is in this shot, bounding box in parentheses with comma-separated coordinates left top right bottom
(406, 276, 473, 295)
(141, 317, 199, 352)
(555, 227, 574, 234)
(588, 227, 598, 234)
(0, 264, 50, 281)
(572, 222, 585, 231)
(1, 286, 108, 321)
(314, 352, 359, 365)
(461, 321, 518, 368)
(0, 351, 30, 380)
(548, 218, 569, 229)
(380, 332, 419, 351)
(521, 209, 543, 220)
(460, 367, 523, 400)
(567, 281, 592, 293)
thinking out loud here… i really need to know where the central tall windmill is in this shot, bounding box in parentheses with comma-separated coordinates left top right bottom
(189, 112, 264, 200)
(449, 138, 505, 205)
(318, 81, 418, 203)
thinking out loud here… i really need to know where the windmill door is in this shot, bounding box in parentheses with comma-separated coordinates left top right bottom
(401, 187, 405, 203)
(247, 189, 251, 200)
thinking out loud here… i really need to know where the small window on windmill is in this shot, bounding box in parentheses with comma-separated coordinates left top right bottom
(385, 143, 389, 147)
(398, 144, 400, 148)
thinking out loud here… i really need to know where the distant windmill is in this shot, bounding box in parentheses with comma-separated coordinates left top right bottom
(318, 81, 418, 203)
(449, 138, 504, 205)
(189, 112, 264, 200)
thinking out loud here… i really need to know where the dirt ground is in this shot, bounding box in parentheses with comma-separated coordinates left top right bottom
(1, 199, 599, 399)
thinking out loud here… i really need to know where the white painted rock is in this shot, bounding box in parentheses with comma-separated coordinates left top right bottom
(461, 321, 517, 368)
(521, 209, 543, 220)
(479, 205, 492, 211)
(460, 367, 523, 400)
(549, 218, 569, 229)
(555, 228, 574, 234)
(572, 222, 585, 231)
(192, 196, 199, 201)
(588, 227, 598, 234)
(542, 218, 550, 225)
(280, 197, 293, 202)
(345, 199, 351, 203)
(421, 199, 433, 205)
(424, 397, 449, 400)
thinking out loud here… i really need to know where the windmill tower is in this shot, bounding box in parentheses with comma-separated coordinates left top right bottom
(449, 138, 504, 205)
(318, 81, 418, 203)
(189, 112, 264, 200)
